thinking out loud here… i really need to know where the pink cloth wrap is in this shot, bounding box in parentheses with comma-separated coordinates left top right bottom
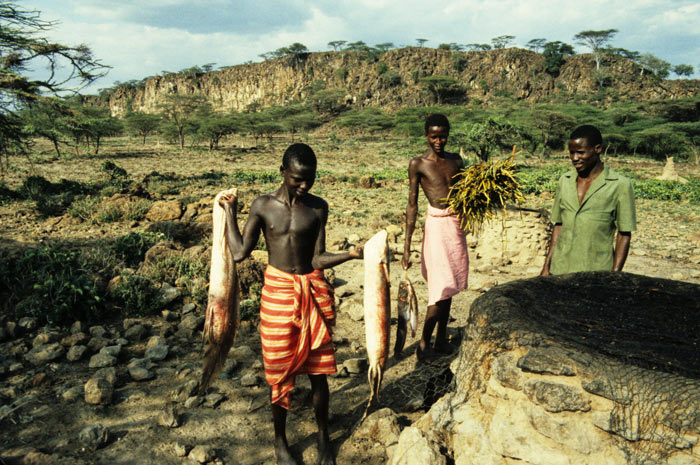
(421, 205, 469, 305)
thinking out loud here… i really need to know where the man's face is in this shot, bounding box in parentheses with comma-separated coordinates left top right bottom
(425, 126, 449, 154)
(568, 137, 601, 175)
(281, 161, 315, 199)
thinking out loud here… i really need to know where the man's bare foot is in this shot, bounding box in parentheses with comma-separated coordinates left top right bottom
(433, 339, 456, 355)
(317, 432, 335, 465)
(275, 437, 298, 465)
(416, 346, 447, 367)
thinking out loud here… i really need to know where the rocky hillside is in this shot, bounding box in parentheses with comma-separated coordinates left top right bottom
(104, 47, 699, 117)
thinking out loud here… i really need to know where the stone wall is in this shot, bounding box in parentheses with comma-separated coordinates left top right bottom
(392, 272, 700, 465)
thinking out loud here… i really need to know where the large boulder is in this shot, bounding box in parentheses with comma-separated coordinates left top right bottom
(414, 272, 700, 465)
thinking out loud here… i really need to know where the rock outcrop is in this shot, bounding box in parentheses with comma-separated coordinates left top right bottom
(409, 272, 700, 465)
(99, 48, 699, 117)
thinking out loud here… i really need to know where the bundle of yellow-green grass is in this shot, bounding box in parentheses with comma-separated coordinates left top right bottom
(445, 154, 524, 234)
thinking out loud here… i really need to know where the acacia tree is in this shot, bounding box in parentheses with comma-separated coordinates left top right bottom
(526, 38, 547, 53)
(491, 35, 515, 49)
(0, 2, 108, 169)
(327, 40, 346, 51)
(638, 53, 671, 79)
(157, 94, 208, 149)
(573, 29, 618, 71)
(124, 111, 161, 144)
(672, 64, 694, 78)
(542, 41, 575, 76)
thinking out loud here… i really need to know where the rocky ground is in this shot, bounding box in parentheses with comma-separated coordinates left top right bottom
(1, 138, 699, 465)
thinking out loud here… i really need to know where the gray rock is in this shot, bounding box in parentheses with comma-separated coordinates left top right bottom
(179, 315, 204, 331)
(123, 318, 141, 330)
(32, 331, 59, 347)
(99, 345, 122, 357)
(9, 362, 23, 373)
(348, 303, 365, 322)
(182, 303, 196, 314)
(61, 332, 88, 347)
(145, 344, 169, 361)
(87, 336, 109, 353)
(391, 426, 445, 465)
(188, 445, 215, 463)
(517, 347, 576, 376)
(330, 366, 349, 378)
(158, 406, 180, 428)
(127, 358, 155, 381)
(204, 393, 225, 408)
(70, 321, 84, 334)
(25, 342, 64, 365)
(159, 323, 176, 337)
(66, 345, 88, 362)
(160, 284, 181, 307)
(343, 358, 367, 374)
(78, 424, 109, 450)
(240, 373, 259, 387)
(61, 386, 83, 402)
(523, 379, 591, 413)
(350, 341, 363, 352)
(173, 442, 189, 457)
(354, 408, 401, 446)
(147, 335, 167, 347)
(94, 367, 118, 384)
(229, 345, 256, 361)
(124, 324, 147, 341)
(185, 395, 203, 408)
(84, 378, 113, 405)
(161, 310, 178, 321)
(88, 352, 117, 368)
(114, 337, 129, 346)
(172, 380, 199, 402)
(493, 353, 523, 390)
(89, 325, 108, 338)
(18, 317, 38, 331)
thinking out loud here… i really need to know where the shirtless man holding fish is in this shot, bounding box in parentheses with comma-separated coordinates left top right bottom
(219, 143, 362, 465)
(402, 114, 469, 364)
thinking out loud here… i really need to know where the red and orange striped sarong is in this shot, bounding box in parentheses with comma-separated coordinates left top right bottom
(260, 265, 337, 409)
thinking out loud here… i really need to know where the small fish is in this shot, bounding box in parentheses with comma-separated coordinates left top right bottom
(362, 230, 390, 419)
(199, 188, 240, 394)
(394, 270, 418, 358)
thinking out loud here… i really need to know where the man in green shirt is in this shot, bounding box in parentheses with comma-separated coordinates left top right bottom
(541, 125, 636, 276)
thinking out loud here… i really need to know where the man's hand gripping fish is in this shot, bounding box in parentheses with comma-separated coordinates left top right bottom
(362, 230, 390, 419)
(199, 188, 240, 394)
(393, 270, 418, 358)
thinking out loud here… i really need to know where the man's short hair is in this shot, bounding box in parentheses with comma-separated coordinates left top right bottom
(570, 125, 602, 147)
(282, 143, 317, 169)
(424, 114, 450, 134)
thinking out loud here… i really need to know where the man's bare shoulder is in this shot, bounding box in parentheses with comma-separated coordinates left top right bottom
(249, 193, 279, 213)
(303, 193, 328, 211)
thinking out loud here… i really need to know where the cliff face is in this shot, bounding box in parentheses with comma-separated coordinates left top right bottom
(105, 48, 699, 117)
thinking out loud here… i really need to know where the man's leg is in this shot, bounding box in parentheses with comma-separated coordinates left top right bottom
(309, 374, 335, 465)
(433, 298, 454, 354)
(272, 402, 297, 465)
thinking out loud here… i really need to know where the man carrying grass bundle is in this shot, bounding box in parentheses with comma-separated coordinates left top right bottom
(541, 125, 636, 276)
(402, 114, 468, 365)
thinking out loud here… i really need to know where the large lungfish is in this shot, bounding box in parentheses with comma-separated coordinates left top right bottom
(362, 230, 390, 418)
(393, 270, 418, 358)
(199, 188, 240, 393)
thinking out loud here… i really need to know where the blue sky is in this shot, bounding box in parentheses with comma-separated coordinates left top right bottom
(24, 0, 700, 93)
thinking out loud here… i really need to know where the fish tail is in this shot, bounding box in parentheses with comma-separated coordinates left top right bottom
(198, 321, 236, 394)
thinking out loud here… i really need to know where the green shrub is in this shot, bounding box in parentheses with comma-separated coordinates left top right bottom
(633, 178, 700, 203)
(0, 246, 104, 325)
(68, 196, 100, 222)
(111, 273, 162, 316)
(516, 165, 569, 195)
(111, 231, 166, 267)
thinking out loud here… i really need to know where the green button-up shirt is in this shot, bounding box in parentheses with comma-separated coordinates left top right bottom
(550, 166, 636, 275)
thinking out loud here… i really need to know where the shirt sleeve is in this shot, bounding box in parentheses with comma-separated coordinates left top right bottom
(615, 177, 636, 232)
(550, 175, 564, 224)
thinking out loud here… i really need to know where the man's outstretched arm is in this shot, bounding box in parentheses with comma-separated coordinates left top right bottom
(311, 203, 363, 269)
(402, 159, 420, 269)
